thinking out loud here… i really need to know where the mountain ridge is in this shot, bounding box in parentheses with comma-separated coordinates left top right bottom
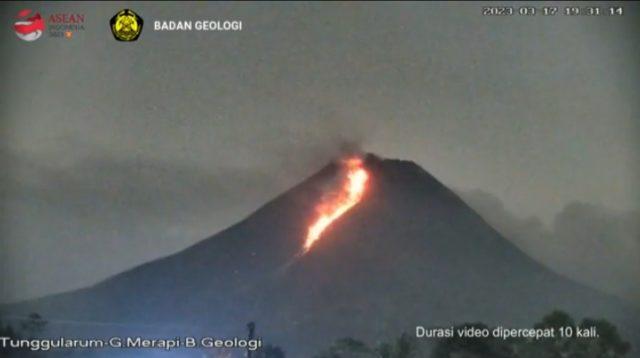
(2, 153, 638, 356)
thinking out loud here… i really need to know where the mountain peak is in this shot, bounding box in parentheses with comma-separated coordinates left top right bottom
(4, 153, 638, 357)
(365, 153, 435, 183)
(308, 152, 444, 193)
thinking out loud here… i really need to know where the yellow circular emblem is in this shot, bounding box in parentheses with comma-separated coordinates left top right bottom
(110, 9, 143, 42)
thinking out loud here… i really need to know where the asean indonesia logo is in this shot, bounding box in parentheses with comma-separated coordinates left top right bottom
(13, 9, 45, 42)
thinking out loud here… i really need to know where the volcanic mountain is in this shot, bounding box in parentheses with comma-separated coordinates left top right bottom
(4, 154, 640, 356)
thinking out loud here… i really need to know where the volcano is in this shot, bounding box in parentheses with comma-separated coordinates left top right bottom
(4, 154, 639, 356)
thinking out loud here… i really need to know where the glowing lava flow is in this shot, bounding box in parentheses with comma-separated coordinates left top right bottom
(303, 158, 369, 253)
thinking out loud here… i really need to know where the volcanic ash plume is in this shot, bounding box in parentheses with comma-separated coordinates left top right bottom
(303, 158, 369, 253)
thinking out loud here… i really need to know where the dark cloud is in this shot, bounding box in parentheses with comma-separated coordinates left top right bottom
(1, 147, 290, 303)
(460, 189, 640, 304)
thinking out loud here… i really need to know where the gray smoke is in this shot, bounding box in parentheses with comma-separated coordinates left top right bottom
(460, 189, 640, 305)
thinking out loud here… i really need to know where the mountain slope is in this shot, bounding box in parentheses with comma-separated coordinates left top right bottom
(4, 154, 639, 356)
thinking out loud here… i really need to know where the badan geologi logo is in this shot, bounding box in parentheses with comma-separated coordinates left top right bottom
(110, 9, 143, 41)
(13, 9, 45, 42)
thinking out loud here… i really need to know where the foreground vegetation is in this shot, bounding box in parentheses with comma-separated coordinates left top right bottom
(314, 310, 631, 358)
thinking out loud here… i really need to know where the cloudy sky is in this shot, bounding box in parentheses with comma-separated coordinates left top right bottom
(1, 2, 639, 303)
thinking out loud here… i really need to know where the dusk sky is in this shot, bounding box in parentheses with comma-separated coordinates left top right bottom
(1, 2, 638, 303)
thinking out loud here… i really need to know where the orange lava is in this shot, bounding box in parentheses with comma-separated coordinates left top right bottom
(303, 158, 369, 253)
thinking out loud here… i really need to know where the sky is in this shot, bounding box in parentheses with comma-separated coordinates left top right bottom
(1, 2, 639, 303)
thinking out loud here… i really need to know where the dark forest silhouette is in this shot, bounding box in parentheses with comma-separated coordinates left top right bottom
(313, 310, 631, 358)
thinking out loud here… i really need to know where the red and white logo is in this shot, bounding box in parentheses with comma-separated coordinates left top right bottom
(14, 9, 45, 42)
